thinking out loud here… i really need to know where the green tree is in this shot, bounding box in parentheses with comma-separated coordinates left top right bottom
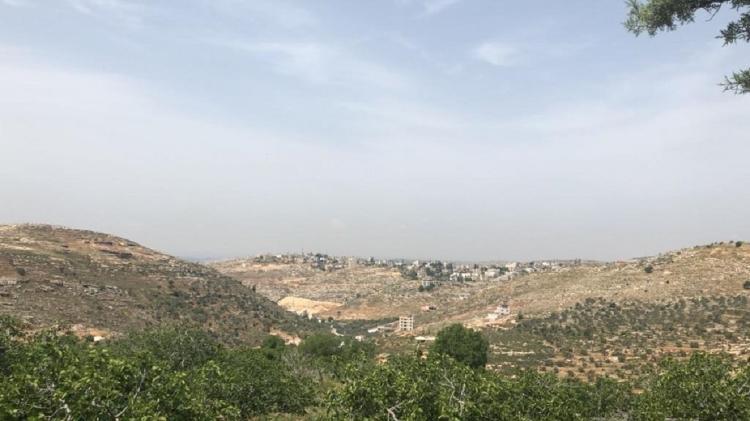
(0, 315, 22, 374)
(260, 334, 287, 360)
(0, 327, 315, 419)
(326, 355, 487, 420)
(327, 355, 631, 420)
(300, 333, 375, 362)
(431, 323, 488, 369)
(197, 348, 314, 417)
(299, 333, 345, 359)
(625, 0, 750, 93)
(109, 325, 221, 371)
(634, 353, 750, 420)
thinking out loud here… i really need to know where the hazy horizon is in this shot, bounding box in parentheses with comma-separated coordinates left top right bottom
(2, 1, 749, 262)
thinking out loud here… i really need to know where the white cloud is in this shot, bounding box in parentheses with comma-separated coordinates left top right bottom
(215, 39, 408, 90)
(394, 0, 462, 16)
(208, 0, 316, 29)
(1, 0, 29, 6)
(422, 0, 461, 15)
(471, 39, 592, 68)
(66, 0, 147, 27)
(472, 41, 519, 67)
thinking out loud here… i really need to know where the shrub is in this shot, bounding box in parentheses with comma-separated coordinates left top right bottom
(0, 327, 314, 419)
(744, 280, 750, 290)
(109, 325, 221, 371)
(644, 265, 654, 274)
(198, 348, 314, 417)
(431, 324, 488, 369)
(300, 333, 345, 358)
(634, 353, 750, 420)
(260, 334, 286, 360)
(299, 333, 375, 362)
(326, 355, 630, 420)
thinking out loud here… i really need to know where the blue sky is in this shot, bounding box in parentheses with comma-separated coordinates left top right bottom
(1, 0, 749, 261)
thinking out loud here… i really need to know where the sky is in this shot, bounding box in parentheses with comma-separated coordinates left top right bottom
(1, 0, 749, 262)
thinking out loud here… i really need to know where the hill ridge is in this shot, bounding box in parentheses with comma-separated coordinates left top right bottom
(0, 223, 311, 344)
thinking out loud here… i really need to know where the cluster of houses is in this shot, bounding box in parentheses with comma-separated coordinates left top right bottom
(252, 253, 414, 272)
(252, 253, 353, 271)
(403, 259, 582, 286)
(252, 252, 583, 285)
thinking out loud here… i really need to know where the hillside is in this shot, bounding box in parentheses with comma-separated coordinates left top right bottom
(0, 224, 310, 344)
(210, 259, 407, 318)
(213, 242, 750, 333)
(452, 241, 750, 325)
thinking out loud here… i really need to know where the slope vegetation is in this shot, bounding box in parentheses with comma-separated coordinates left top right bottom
(0, 224, 309, 344)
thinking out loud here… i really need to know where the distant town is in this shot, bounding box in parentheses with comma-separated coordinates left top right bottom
(249, 252, 588, 286)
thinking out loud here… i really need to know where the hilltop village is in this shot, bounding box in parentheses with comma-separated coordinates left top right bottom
(240, 252, 593, 336)
(249, 252, 587, 285)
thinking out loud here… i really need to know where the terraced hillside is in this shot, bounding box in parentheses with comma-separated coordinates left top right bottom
(0, 224, 310, 344)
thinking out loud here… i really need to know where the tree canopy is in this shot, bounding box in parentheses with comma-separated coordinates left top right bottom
(625, 0, 750, 93)
(3, 315, 750, 419)
(431, 323, 489, 369)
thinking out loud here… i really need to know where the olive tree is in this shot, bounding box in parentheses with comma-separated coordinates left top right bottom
(431, 323, 489, 369)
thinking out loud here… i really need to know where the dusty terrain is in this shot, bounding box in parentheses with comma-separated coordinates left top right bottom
(0, 224, 311, 344)
(214, 242, 750, 378)
(213, 242, 750, 333)
(211, 259, 412, 318)
(4, 223, 749, 379)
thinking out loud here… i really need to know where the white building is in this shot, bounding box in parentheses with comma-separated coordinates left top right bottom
(398, 315, 414, 332)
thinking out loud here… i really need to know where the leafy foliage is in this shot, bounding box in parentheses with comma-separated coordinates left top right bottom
(4, 315, 750, 419)
(327, 355, 630, 420)
(299, 332, 375, 361)
(431, 323, 489, 369)
(0, 323, 313, 419)
(625, 0, 750, 93)
(634, 353, 750, 419)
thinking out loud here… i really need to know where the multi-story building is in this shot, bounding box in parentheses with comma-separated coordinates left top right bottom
(398, 315, 414, 332)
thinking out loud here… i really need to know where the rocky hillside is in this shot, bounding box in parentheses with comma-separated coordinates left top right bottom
(210, 259, 406, 316)
(0, 224, 310, 344)
(212, 242, 750, 334)
(458, 241, 750, 321)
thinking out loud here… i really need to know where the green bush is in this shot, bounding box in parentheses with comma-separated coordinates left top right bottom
(4, 322, 750, 419)
(431, 323, 488, 369)
(300, 333, 374, 361)
(634, 353, 750, 420)
(197, 348, 314, 417)
(326, 355, 630, 420)
(109, 325, 221, 371)
(0, 326, 314, 419)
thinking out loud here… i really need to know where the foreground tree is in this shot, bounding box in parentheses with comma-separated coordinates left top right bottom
(625, 0, 750, 93)
(0, 326, 314, 419)
(327, 355, 630, 420)
(634, 353, 750, 419)
(431, 323, 489, 369)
